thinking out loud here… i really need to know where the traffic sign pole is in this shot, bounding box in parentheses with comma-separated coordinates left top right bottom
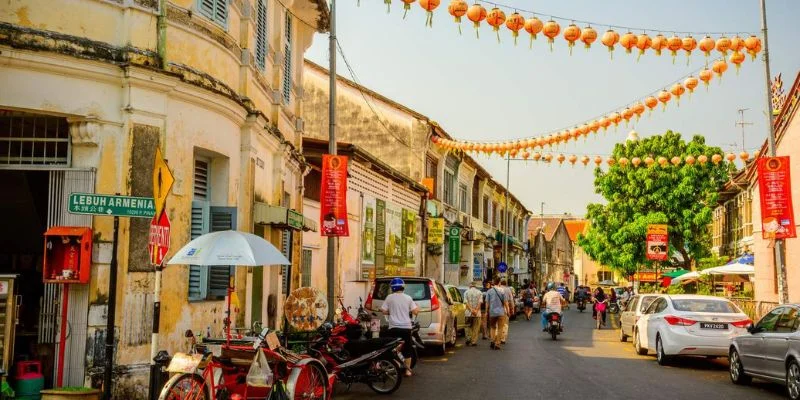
(103, 213, 120, 400)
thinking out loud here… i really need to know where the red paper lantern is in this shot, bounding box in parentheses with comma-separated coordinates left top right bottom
(685, 155, 696, 165)
(636, 33, 652, 59)
(651, 34, 668, 56)
(580, 26, 598, 49)
(744, 35, 762, 61)
(563, 24, 581, 55)
(682, 35, 697, 63)
(486, 7, 506, 39)
(671, 156, 681, 166)
(730, 51, 745, 73)
(715, 36, 732, 55)
(505, 12, 525, 45)
(448, 0, 468, 33)
(698, 155, 708, 165)
(594, 156, 603, 167)
(730, 35, 745, 52)
(644, 96, 658, 114)
(601, 29, 620, 59)
(542, 20, 561, 50)
(684, 76, 699, 95)
(524, 17, 543, 48)
(657, 90, 672, 110)
(698, 35, 715, 57)
(419, 0, 441, 27)
(620, 31, 637, 54)
(699, 67, 713, 88)
(632, 102, 645, 121)
(712, 60, 728, 78)
(466, 3, 487, 38)
(670, 83, 686, 105)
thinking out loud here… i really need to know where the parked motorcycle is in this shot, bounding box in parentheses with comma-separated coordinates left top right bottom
(309, 322, 406, 394)
(546, 312, 562, 340)
(608, 300, 620, 314)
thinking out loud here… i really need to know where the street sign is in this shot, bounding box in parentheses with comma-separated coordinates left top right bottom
(646, 224, 668, 261)
(149, 211, 171, 266)
(153, 147, 175, 219)
(497, 262, 508, 273)
(68, 193, 155, 218)
(447, 226, 461, 263)
(287, 209, 304, 230)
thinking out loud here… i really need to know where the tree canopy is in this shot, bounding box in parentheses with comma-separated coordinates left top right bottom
(578, 131, 731, 275)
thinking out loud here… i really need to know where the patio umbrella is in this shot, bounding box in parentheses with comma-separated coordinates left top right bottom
(167, 230, 291, 266)
(662, 269, 690, 278)
(701, 263, 755, 276)
(670, 271, 700, 285)
(167, 230, 290, 344)
(727, 254, 754, 265)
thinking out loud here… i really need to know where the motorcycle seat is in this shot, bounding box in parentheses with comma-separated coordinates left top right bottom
(344, 337, 400, 356)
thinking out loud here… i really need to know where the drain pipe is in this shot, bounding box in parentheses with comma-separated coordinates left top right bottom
(157, 0, 167, 69)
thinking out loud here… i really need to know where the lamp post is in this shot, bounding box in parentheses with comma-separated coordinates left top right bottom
(326, 0, 337, 320)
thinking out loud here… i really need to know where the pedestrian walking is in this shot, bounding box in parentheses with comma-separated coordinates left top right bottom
(463, 281, 483, 346)
(522, 283, 536, 321)
(486, 276, 509, 350)
(480, 280, 492, 340)
(380, 278, 419, 376)
(499, 279, 514, 344)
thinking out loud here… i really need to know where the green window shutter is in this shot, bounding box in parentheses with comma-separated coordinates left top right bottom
(301, 249, 312, 287)
(189, 200, 210, 301)
(255, 0, 268, 71)
(197, 0, 227, 27)
(207, 206, 237, 299)
(198, 0, 215, 20)
(282, 13, 293, 103)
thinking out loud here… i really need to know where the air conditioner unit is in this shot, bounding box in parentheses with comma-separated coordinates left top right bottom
(461, 215, 470, 226)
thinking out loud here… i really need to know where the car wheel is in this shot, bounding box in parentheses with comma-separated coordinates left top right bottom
(432, 340, 446, 356)
(634, 330, 647, 356)
(729, 348, 751, 385)
(788, 359, 800, 400)
(656, 335, 671, 366)
(446, 324, 457, 347)
(619, 326, 628, 342)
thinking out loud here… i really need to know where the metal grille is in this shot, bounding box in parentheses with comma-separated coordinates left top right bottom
(0, 111, 70, 167)
(43, 169, 94, 386)
(255, 0, 268, 71)
(281, 229, 292, 295)
(194, 159, 209, 199)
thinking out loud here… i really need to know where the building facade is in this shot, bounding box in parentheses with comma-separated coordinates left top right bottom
(301, 139, 428, 310)
(301, 60, 530, 296)
(528, 217, 574, 289)
(0, 0, 326, 396)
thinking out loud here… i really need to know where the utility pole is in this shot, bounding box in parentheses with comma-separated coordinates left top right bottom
(735, 108, 753, 152)
(539, 202, 544, 287)
(503, 154, 510, 268)
(326, 0, 337, 320)
(760, 0, 788, 304)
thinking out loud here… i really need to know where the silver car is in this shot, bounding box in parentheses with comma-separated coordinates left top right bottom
(618, 294, 661, 343)
(729, 304, 800, 399)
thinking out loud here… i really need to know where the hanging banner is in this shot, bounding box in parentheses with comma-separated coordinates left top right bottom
(448, 226, 461, 264)
(375, 199, 386, 278)
(320, 155, 349, 237)
(402, 209, 417, 276)
(646, 224, 668, 261)
(385, 202, 403, 275)
(758, 156, 797, 239)
(427, 218, 444, 244)
(473, 253, 484, 282)
(362, 196, 376, 266)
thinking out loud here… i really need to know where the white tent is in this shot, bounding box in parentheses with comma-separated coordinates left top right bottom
(670, 271, 700, 285)
(701, 263, 755, 276)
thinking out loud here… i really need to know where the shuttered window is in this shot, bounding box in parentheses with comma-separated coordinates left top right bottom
(301, 249, 312, 287)
(255, 0, 268, 71)
(194, 159, 209, 199)
(281, 229, 292, 296)
(198, 0, 228, 27)
(282, 13, 293, 104)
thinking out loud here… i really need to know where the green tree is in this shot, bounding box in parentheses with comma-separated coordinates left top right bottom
(578, 131, 730, 275)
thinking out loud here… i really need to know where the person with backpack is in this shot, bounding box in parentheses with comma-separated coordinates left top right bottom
(521, 283, 536, 321)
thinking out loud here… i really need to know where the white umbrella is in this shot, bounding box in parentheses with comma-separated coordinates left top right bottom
(167, 230, 290, 266)
(670, 271, 700, 285)
(700, 263, 755, 276)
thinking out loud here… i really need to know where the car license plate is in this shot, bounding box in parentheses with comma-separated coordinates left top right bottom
(700, 322, 728, 330)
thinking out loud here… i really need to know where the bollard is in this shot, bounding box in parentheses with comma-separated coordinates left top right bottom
(148, 351, 172, 400)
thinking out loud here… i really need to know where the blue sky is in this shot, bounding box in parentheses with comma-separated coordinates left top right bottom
(306, 0, 800, 216)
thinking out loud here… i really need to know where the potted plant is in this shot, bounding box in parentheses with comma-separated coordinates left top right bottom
(41, 387, 101, 400)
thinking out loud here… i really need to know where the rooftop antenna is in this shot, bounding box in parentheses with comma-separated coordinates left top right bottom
(735, 108, 753, 152)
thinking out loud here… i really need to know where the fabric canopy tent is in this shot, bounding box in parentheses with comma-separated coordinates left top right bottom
(662, 269, 690, 278)
(727, 254, 754, 265)
(701, 263, 755, 276)
(670, 271, 700, 285)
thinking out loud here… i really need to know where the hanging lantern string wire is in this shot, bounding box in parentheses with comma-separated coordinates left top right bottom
(501, 144, 764, 161)
(449, 55, 728, 145)
(473, 0, 755, 36)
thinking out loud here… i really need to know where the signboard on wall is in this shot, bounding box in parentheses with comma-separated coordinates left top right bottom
(363, 197, 417, 278)
(320, 154, 349, 237)
(385, 202, 402, 275)
(402, 209, 416, 275)
(427, 218, 444, 244)
(757, 156, 797, 239)
(635, 271, 658, 282)
(375, 199, 386, 277)
(362, 197, 376, 266)
(646, 224, 668, 261)
(448, 226, 461, 264)
(473, 253, 484, 282)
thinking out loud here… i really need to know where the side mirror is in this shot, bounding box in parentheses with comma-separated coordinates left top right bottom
(747, 324, 760, 334)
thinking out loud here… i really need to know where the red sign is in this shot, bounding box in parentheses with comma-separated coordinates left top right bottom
(320, 154, 349, 237)
(757, 156, 796, 239)
(646, 224, 668, 261)
(149, 211, 171, 266)
(635, 272, 658, 282)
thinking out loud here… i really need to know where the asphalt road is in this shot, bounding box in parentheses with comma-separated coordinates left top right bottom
(335, 307, 787, 400)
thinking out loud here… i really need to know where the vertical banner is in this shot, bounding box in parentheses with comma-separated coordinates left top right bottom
(401, 209, 417, 276)
(427, 218, 444, 244)
(646, 224, 669, 261)
(385, 202, 402, 275)
(362, 197, 376, 265)
(758, 156, 797, 239)
(473, 253, 484, 282)
(375, 199, 386, 278)
(320, 154, 349, 236)
(448, 226, 461, 264)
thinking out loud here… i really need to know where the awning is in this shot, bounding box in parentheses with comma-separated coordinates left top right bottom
(662, 269, 690, 278)
(254, 202, 317, 232)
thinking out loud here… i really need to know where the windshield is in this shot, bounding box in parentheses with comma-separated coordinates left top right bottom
(639, 296, 658, 312)
(671, 299, 740, 313)
(373, 281, 430, 301)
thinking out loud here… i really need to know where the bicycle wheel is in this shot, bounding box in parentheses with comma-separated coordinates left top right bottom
(158, 373, 211, 400)
(289, 363, 327, 400)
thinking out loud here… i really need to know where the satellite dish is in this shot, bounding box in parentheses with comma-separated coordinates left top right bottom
(284, 287, 329, 331)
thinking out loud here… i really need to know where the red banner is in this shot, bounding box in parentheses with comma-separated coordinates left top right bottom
(758, 156, 796, 239)
(320, 154, 349, 237)
(646, 224, 668, 261)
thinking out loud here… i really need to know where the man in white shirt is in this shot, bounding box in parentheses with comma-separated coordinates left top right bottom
(541, 282, 567, 332)
(380, 278, 419, 376)
(463, 282, 483, 346)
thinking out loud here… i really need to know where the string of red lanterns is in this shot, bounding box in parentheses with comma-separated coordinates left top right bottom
(376, 1, 762, 64)
(430, 57, 740, 155)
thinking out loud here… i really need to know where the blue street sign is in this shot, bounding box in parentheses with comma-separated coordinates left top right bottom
(497, 262, 508, 273)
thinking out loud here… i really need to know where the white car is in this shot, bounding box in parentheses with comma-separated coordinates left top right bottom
(633, 294, 751, 365)
(618, 294, 662, 343)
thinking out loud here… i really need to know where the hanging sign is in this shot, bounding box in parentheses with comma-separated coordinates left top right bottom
(427, 218, 445, 244)
(646, 224, 668, 261)
(447, 226, 461, 264)
(757, 156, 796, 239)
(320, 154, 349, 237)
(152, 147, 174, 219)
(148, 210, 171, 266)
(497, 262, 508, 274)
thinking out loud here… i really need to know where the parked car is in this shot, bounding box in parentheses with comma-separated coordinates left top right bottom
(365, 277, 457, 355)
(729, 304, 800, 399)
(633, 295, 751, 365)
(619, 294, 662, 343)
(445, 284, 468, 336)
